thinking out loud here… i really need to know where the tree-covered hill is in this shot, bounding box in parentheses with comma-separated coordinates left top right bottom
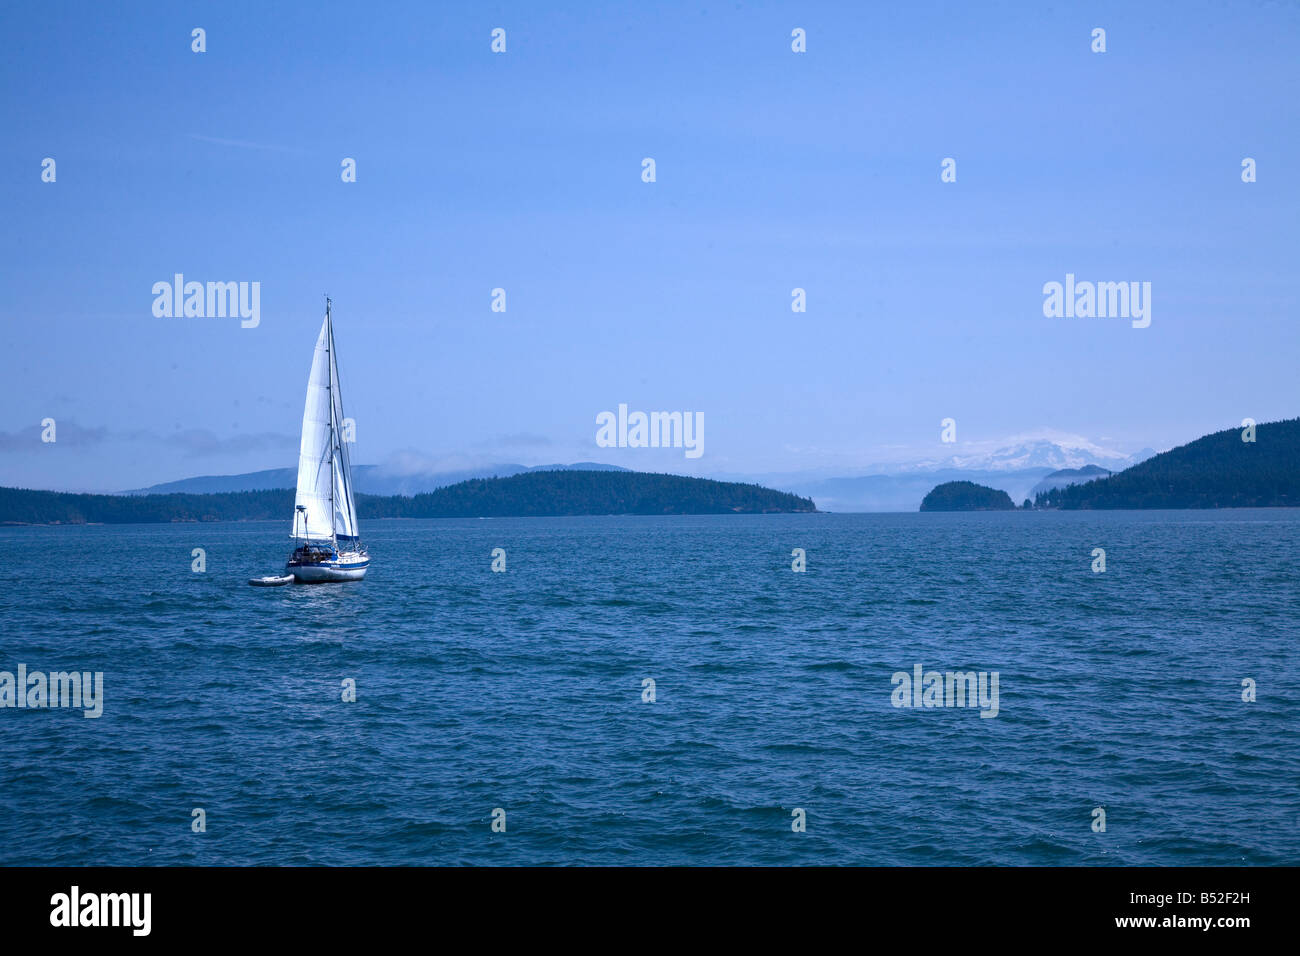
(356, 469, 815, 517)
(0, 486, 291, 524)
(0, 470, 815, 525)
(919, 481, 1016, 511)
(1035, 418, 1300, 509)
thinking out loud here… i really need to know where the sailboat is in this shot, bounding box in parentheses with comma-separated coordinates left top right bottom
(284, 298, 369, 582)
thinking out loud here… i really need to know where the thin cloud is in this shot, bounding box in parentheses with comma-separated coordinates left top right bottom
(162, 428, 298, 458)
(0, 421, 107, 452)
(489, 432, 554, 449)
(0, 421, 295, 459)
(189, 133, 306, 154)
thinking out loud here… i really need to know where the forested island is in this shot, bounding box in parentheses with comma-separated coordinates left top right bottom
(0, 470, 816, 525)
(919, 481, 1016, 511)
(1035, 418, 1299, 509)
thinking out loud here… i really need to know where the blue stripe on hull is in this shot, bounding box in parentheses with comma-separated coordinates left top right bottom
(287, 558, 370, 582)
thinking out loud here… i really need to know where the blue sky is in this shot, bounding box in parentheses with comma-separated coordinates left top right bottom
(1, 0, 1297, 490)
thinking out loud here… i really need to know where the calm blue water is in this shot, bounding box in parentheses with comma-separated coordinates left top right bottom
(1, 511, 1296, 865)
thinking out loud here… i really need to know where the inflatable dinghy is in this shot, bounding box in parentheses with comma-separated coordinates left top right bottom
(249, 574, 294, 587)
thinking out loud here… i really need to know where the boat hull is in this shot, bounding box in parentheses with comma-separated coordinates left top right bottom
(287, 555, 369, 582)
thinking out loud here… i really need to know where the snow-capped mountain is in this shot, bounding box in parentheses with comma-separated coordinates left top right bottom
(889, 431, 1141, 473)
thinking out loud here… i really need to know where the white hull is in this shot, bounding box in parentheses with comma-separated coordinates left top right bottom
(290, 565, 368, 582)
(288, 555, 369, 583)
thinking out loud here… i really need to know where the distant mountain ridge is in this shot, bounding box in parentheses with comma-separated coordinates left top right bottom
(112, 436, 1171, 513)
(123, 462, 628, 497)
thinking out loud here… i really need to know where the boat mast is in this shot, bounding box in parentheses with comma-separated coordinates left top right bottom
(325, 297, 357, 551)
(325, 296, 336, 550)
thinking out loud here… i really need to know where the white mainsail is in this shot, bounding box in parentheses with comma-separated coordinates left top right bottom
(292, 307, 359, 542)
